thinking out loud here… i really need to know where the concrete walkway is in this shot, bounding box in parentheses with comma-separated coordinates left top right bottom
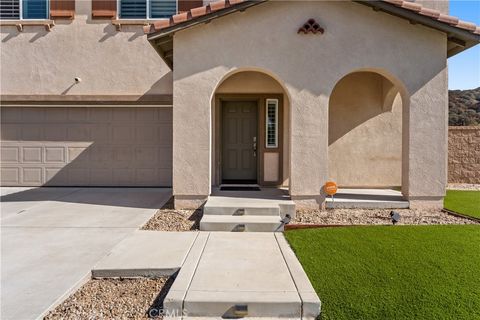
(1, 187, 171, 320)
(92, 231, 198, 278)
(91, 231, 321, 319)
(167, 232, 320, 318)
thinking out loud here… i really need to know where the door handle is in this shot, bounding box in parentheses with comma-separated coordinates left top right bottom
(253, 136, 257, 157)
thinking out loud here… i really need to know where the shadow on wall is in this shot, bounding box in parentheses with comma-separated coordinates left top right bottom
(97, 24, 146, 42)
(142, 75, 174, 97)
(1, 27, 50, 43)
(1, 20, 74, 43)
(328, 71, 403, 187)
(328, 72, 400, 145)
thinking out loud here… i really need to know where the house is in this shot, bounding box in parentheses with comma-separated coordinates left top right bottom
(1, 0, 479, 210)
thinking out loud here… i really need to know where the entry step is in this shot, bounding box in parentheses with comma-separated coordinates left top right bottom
(203, 203, 280, 216)
(204, 195, 295, 218)
(326, 188, 409, 209)
(200, 215, 284, 232)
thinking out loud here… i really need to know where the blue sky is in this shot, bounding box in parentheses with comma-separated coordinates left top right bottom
(448, 0, 480, 90)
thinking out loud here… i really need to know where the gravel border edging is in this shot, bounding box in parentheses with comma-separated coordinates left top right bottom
(141, 197, 202, 231)
(44, 277, 174, 319)
(291, 208, 478, 226)
(442, 208, 480, 223)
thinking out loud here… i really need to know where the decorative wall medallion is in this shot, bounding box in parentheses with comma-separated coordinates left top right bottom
(298, 19, 324, 34)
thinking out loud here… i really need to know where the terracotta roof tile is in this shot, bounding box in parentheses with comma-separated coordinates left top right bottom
(401, 1, 422, 12)
(375, 0, 478, 38)
(144, 0, 246, 34)
(438, 13, 459, 25)
(153, 19, 171, 29)
(383, 0, 403, 5)
(209, 0, 228, 12)
(456, 20, 477, 32)
(172, 11, 190, 24)
(143, 0, 480, 43)
(418, 7, 440, 19)
(190, 5, 209, 18)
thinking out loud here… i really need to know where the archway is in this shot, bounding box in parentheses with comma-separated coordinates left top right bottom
(328, 70, 408, 191)
(210, 69, 291, 189)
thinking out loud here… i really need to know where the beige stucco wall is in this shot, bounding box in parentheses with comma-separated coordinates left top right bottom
(216, 72, 284, 94)
(172, 0, 448, 208)
(328, 72, 402, 187)
(0, 0, 172, 96)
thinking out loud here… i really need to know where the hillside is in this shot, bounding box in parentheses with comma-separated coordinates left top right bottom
(449, 87, 480, 126)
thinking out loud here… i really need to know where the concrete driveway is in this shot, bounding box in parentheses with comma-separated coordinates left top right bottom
(1, 187, 171, 320)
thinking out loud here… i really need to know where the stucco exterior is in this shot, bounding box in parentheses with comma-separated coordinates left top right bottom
(0, 0, 457, 209)
(0, 0, 171, 97)
(328, 72, 403, 188)
(172, 0, 448, 208)
(0, 0, 174, 187)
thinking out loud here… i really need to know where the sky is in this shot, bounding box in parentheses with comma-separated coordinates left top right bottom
(448, 0, 480, 90)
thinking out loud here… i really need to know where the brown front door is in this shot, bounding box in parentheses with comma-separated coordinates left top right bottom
(222, 101, 258, 183)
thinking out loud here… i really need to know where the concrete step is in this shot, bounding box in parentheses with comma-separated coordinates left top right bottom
(203, 195, 296, 218)
(200, 215, 284, 232)
(184, 291, 301, 318)
(203, 203, 280, 216)
(325, 188, 409, 209)
(326, 200, 409, 209)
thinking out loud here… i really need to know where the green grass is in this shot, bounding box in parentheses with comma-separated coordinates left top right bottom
(444, 190, 480, 219)
(285, 225, 480, 320)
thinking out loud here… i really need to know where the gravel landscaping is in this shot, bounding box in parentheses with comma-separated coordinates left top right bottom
(44, 277, 173, 320)
(292, 208, 478, 225)
(447, 183, 480, 191)
(142, 197, 202, 231)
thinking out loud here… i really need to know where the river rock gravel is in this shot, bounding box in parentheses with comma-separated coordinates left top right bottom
(141, 197, 202, 231)
(292, 208, 478, 225)
(44, 277, 172, 320)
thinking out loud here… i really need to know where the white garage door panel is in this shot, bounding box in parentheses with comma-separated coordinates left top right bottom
(0, 107, 172, 186)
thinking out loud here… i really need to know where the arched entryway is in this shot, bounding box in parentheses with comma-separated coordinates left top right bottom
(211, 69, 291, 189)
(328, 69, 409, 193)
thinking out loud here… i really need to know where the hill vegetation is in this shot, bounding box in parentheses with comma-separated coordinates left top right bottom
(449, 87, 480, 126)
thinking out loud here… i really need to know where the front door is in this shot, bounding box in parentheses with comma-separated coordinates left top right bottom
(222, 101, 258, 183)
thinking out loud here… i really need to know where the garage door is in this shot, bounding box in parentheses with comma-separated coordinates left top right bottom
(0, 107, 172, 186)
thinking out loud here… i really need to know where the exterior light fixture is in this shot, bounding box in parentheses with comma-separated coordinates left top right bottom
(390, 211, 401, 225)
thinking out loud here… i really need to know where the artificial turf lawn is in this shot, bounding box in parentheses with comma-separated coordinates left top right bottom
(285, 225, 480, 320)
(444, 190, 480, 219)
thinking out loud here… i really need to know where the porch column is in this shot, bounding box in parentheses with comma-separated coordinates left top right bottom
(172, 78, 211, 209)
(402, 68, 448, 209)
(289, 91, 329, 208)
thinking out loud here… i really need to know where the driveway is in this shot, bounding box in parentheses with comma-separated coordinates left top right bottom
(1, 187, 171, 320)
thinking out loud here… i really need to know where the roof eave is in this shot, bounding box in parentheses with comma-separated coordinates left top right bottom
(147, 0, 268, 69)
(148, 0, 267, 41)
(354, 0, 480, 57)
